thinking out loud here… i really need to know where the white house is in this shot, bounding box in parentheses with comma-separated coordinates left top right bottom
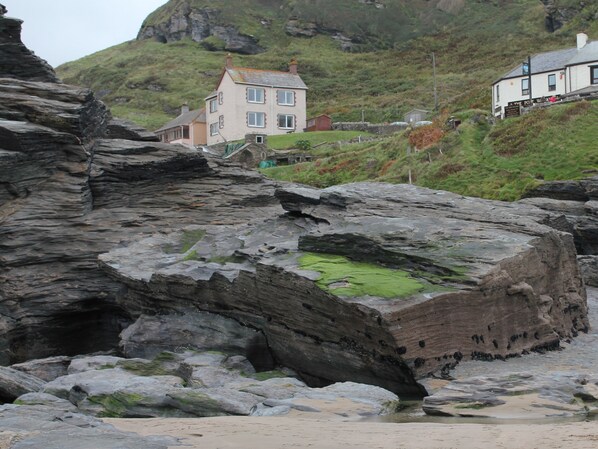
(492, 33, 598, 118)
(205, 55, 308, 145)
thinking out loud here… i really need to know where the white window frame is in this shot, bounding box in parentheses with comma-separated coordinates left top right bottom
(548, 74, 556, 91)
(210, 122, 219, 136)
(247, 87, 265, 104)
(591, 66, 598, 85)
(278, 114, 295, 130)
(248, 112, 265, 128)
(209, 99, 217, 113)
(495, 84, 500, 102)
(277, 90, 295, 106)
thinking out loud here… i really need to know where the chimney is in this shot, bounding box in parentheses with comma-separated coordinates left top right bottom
(225, 53, 233, 68)
(289, 57, 298, 75)
(577, 33, 588, 50)
(181, 103, 189, 115)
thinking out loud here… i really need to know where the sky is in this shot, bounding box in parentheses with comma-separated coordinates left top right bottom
(3, 0, 168, 67)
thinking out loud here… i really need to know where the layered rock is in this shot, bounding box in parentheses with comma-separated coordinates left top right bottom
(0, 5, 57, 81)
(137, 3, 264, 54)
(0, 10, 282, 365)
(100, 183, 588, 396)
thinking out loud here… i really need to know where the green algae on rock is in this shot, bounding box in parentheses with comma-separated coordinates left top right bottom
(299, 252, 426, 298)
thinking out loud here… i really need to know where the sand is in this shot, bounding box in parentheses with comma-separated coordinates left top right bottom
(106, 413, 598, 449)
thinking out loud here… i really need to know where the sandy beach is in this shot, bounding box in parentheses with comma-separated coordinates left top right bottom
(107, 414, 598, 449)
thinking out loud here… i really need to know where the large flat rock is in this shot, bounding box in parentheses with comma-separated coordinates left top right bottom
(100, 183, 588, 395)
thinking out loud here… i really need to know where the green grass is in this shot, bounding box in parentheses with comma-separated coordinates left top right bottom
(56, 0, 584, 131)
(264, 102, 598, 200)
(267, 130, 373, 150)
(299, 253, 426, 299)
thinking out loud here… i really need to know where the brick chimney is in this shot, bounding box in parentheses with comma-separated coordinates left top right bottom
(225, 53, 233, 68)
(577, 32, 588, 50)
(181, 103, 189, 114)
(289, 57, 298, 75)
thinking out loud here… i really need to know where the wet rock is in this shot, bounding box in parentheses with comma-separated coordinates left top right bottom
(423, 372, 598, 419)
(0, 367, 45, 402)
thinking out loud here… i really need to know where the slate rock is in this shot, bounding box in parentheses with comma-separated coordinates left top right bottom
(578, 256, 598, 287)
(11, 355, 71, 381)
(0, 404, 175, 449)
(0, 366, 45, 402)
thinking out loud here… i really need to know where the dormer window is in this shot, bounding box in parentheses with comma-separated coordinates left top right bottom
(247, 87, 265, 103)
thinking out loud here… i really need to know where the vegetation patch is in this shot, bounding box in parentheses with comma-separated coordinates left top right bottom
(250, 370, 289, 381)
(299, 253, 426, 298)
(89, 392, 147, 418)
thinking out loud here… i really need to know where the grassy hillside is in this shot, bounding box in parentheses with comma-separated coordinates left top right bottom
(262, 101, 598, 201)
(56, 0, 587, 131)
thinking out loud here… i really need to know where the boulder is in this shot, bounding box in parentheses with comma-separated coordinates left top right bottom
(119, 311, 272, 369)
(0, 366, 45, 402)
(14, 392, 77, 412)
(11, 355, 72, 381)
(0, 404, 176, 449)
(105, 118, 160, 141)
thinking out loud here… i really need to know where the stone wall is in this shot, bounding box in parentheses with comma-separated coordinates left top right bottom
(332, 121, 407, 134)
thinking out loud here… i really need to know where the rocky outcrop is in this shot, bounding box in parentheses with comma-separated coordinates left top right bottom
(0, 403, 176, 449)
(138, 4, 264, 54)
(423, 372, 598, 418)
(0, 6, 57, 81)
(100, 182, 588, 396)
(0, 11, 282, 365)
(541, 0, 596, 32)
(521, 176, 598, 255)
(29, 351, 399, 419)
(579, 256, 598, 287)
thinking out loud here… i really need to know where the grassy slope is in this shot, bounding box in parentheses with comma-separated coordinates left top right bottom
(56, 0, 579, 131)
(263, 101, 598, 201)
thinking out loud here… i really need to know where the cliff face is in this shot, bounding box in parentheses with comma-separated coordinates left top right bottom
(0, 10, 282, 364)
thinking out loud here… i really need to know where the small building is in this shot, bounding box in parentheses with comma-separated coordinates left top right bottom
(205, 54, 308, 146)
(223, 133, 270, 169)
(492, 33, 598, 118)
(306, 114, 332, 132)
(155, 104, 207, 146)
(404, 109, 429, 124)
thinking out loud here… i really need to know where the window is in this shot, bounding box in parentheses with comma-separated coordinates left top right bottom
(277, 90, 295, 106)
(209, 99, 217, 113)
(247, 87, 265, 103)
(521, 78, 530, 96)
(278, 114, 295, 129)
(210, 123, 218, 136)
(495, 84, 500, 102)
(248, 112, 265, 128)
(592, 66, 598, 85)
(548, 74, 556, 91)
(183, 126, 189, 139)
(256, 135, 264, 144)
(218, 92, 223, 105)
(219, 115, 224, 129)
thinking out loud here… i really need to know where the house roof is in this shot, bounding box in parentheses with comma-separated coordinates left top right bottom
(224, 67, 308, 90)
(155, 108, 206, 133)
(497, 40, 598, 82)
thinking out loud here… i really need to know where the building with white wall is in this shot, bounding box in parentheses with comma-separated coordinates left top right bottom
(492, 33, 598, 118)
(205, 55, 308, 145)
